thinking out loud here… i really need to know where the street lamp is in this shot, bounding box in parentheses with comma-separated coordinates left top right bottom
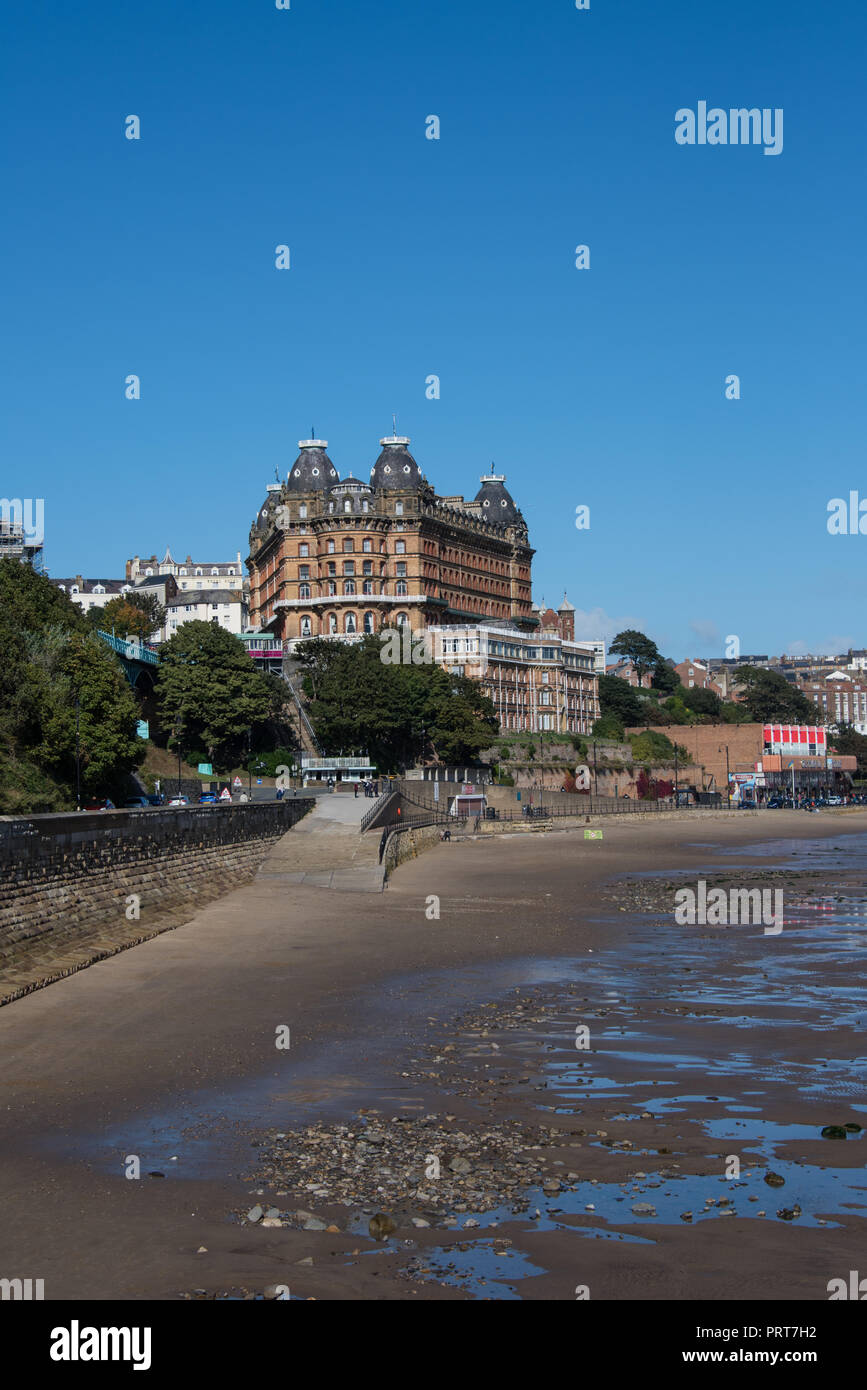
(173, 714, 183, 797)
(74, 688, 82, 811)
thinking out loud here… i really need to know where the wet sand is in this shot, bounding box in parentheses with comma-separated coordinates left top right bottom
(0, 809, 865, 1301)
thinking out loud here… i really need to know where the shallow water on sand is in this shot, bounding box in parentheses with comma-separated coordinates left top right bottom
(44, 833, 867, 1297)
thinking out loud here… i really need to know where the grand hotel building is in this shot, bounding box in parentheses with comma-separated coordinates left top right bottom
(248, 434, 535, 639)
(247, 433, 600, 734)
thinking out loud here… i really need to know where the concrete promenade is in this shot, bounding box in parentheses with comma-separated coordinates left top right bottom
(257, 791, 385, 892)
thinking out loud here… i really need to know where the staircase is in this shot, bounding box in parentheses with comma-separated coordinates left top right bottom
(280, 667, 322, 757)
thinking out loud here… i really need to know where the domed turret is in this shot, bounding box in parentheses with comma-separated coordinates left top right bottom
(286, 439, 339, 492)
(370, 435, 422, 491)
(474, 473, 521, 524)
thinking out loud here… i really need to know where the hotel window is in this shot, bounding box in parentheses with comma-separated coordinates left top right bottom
(362, 560, 373, 575)
(328, 613, 338, 634)
(327, 562, 336, 576)
(364, 611, 375, 634)
(179, 567, 187, 576)
(344, 500, 352, 513)
(541, 671, 548, 683)
(299, 544, 309, 557)
(300, 617, 312, 637)
(540, 690, 551, 705)
(344, 580, 356, 595)
(299, 505, 307, 519)
(345, 612, 357, 633)
(396, 540, 406, 554)
(396, 611, 409, 626)
(396, 581, 407, 595)
(343, 538, 354, 552)
(362, 580, 373, 595)
(362, 539, 372, 553)
(394, 502, 403, 515)
(327, 540, 335, 554)
(327, 581, 337, 596)
(299, 565, 310, 579)
(343, 561, 355, 576)
(362, 500, 369, 513)
(299, 584, 310, 599)
(396, 562, 406, 577)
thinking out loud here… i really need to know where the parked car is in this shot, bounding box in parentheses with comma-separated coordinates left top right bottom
(124, 796, 150, 809)
(826, 795, 844, 805)
(168, 795, 189, 806)
(199, 793, 217, 804)
(84, 798, 115, 811)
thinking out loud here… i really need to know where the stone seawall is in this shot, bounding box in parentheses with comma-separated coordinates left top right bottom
(0, 801, 313, 1005)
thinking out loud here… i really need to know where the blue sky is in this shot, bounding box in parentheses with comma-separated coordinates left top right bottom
(2, 0, 865, 659)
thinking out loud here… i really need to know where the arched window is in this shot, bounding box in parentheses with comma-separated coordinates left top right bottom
(362, 580, 373, 595)
(195, 568, 202, 576)
(344, 500, 352, 513)
(211, 567, 219, 576)
(396, 580, 407, 595)
(396, 611, 409, 626)
(299, 584, 310, 599)
(345, 612, 357, 634)
(179, 567, 187, 576)
(363, 611, 375, 634)
(362, 538, 372, 552)
(328, 613, 338, 634)
(300, 615, 312, 638)
(344, 580, 355, 595)
(227, 568, 235, 576)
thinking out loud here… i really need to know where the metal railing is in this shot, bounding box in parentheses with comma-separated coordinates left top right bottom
(97, 630, 159, 664)
(361, 787, 399, 832)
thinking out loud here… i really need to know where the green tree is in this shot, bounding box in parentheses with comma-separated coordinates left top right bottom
(829, 722, 867, 776)
(651, 661, 681, 696)
(609, 630, 662, 688)
(157, 621, 279, 770)
(591, 713, 625, 741)
(598, 672, 649, 727)
(295, 633, 498, 773)
(733, 667, 816, 723)
(94, 595, 159, 641)
(681, 686, 722, 719)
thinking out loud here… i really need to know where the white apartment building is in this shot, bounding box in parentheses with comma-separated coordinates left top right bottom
(126, 547, 246, 595)
(166, 588, 247, 636)
(429, 622, 600, 734)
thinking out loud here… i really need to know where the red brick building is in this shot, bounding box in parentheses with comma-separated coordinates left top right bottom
(247, 436, 536, 644)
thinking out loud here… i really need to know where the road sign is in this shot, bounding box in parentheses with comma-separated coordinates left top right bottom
(219, 787, 231, 801)
(233, 776, 242, 787)
(198, 763, 213, 775)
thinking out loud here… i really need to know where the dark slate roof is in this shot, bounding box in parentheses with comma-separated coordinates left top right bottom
(473, 474, 521, 524)
(168, 589, 242, 607)
(286, 442, 339, 493)
(370, 437, 421, 490)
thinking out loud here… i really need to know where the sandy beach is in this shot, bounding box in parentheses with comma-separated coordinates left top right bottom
(1, 809, 865, 1301)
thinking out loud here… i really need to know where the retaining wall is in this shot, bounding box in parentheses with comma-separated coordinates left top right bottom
(0, 801, 313, 1004)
